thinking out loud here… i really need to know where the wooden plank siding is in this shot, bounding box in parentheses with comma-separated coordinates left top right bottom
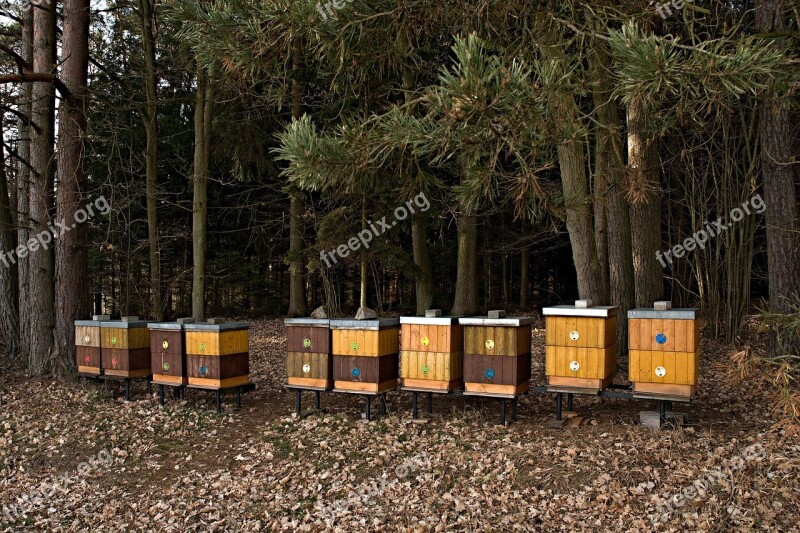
(463, 325, 531, 356)
(286, 326, 331, 353)
(628, 318, 699, 352)
(185, 330, 249, 357)
(545, 316, 616, 348)
(400, 324, 463, 353)
(545, 345, 616, 379)
(332, 328, 399, 357)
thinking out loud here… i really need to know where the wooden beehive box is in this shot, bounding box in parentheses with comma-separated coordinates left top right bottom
(284, 318, 332, 390)
(628, 305, 699, 401)
(185, 321, 250, 390)
(100, 317, 152, 378)
(75, 315, 109, 376)
(543, 303, 619, 392)
(149, 319, 194, 387)
(459, 315, 534, 397)
(399, 314, 463, 392)
(330, 318, 399, 394)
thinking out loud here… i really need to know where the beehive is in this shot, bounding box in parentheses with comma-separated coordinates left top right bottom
(149, 319, 194, 387)
(543, 303, 619, 392)
(185, 322, 250, 390)
(100, 317, 152, 378)
(330, 318, 399, 394)
(75, 315, 109, 376)
(628, 304, 699, 400)
(284, 318, 332, 390)
(399, 314, 463, 392)
(459, 315, 533, 397)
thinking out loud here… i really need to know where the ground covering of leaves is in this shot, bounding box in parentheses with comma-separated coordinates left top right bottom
(0, 318, 798, 531)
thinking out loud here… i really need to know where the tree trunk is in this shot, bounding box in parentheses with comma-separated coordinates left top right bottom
(756, 0, 800, 318)
(519, 243, 528, 309)
(627, 99, 664, 308)
(412, 211, 433, 315)
(592, 34, 635, 352)
(0, 139, 19, 362)
(451, 213, 478, 315)
(286, 36, 307, 317)
(28, 0, 57, 375)
(359, 195, 367, 309)
(16, 6, 33, 361)
(54, 0, 91, 372)
(191, 68, 214, 321)
(139, 0, 162, 320)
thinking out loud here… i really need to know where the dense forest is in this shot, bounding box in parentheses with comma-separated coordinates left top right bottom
(0, 0, 797, 377)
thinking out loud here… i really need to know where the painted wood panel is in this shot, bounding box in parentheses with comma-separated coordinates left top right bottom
(628, 349, 698, 385)
(185, 330, 249, 356)
(544, 345, 616, 380)
(286, 351, 333, 381)
(463, 353, 531, 387)
(187, 352, 249, 381)
(400, 324, 464, 353)
(102, 347, 150, 377)
(286, 326, 331, 353)
(76, 346, 101, 374)
(545, 316, 616, 348)
(100, 327, 150, 350)
(332, 328, 399, 357)
(463, 325, 531, 356)
(628, 318, 698, 352)
(400, 350, 463, 381)
(333, 354, 398, 384)
(75, 326, 101, 347)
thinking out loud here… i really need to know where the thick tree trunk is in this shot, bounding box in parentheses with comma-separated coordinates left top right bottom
(412, 212, 433, 314)
(139, 0, 162, 320)
(519, 242, 528, 309)
(451, 213, 478, 315)
(359, 195, 367, 309)
(287, 36, 307, 317)
(627, 99, 664, 308)
(16, 6, 33, 361)
(191, 68, 214, 321)
(28, 0, 57, 375)
(756, 0, 800, 318)
(0, 140, 19, 361)
(592, 35, 635, 352)
(54, 0, 91, 372)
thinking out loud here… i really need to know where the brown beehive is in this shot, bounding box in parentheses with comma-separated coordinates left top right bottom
(75, 315, 109, 376)
(399, 315, 463, 392)
(459, 316, 533, 397)
(149, 319, 193, 387)
(543, 303, 619, 392)
(628, 305, 699, 400)
(185, 322, 250, 390)
(331, 318, 399, 394)
(100, 317, 152, 378)
(284, 318, 332, 390)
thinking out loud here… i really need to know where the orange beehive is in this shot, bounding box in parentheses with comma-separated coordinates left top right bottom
(399, 314, 463, 393)
(543, 303, 619, 393)
(628, 304, 699, 401)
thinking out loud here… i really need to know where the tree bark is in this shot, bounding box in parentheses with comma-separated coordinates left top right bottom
(138, 0, 162, 320)
(28, 0, 57, 375)
(627, 99, 664, 308)
(519, 238, 528, 309)
(359, 195, 368, 309)
(451, 212, 478, 315)
(16, 5, 33, 361)
(192, 67, 214, 321)
(0, 138, 19, 362)
(756, 0, 800, 317)
(412, 211, 433, 314)
(54, 0, 91, 372)
(286, 36, 307, 317)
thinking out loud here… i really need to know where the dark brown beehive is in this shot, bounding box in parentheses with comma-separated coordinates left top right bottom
(100, 317, 152, 378)
(149, 319, 194, 387)
(284, 318, 332, 390)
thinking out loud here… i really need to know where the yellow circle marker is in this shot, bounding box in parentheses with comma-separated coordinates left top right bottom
(162, 340, 169, 349)
(485, 339, 495, 350)
(421, 337, 430, 346)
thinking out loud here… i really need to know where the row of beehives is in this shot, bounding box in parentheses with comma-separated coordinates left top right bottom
(285, 301, 699, 401)
(74, 316, 250, 391)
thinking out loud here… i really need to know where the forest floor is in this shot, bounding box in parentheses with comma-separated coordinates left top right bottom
(0, 318, 798, 532)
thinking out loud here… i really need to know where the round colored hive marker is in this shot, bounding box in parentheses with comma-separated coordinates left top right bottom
(421, 337, 429, 346)
(485, 339, 495, 350)
(351, 367, 361, 378)
(84, 335, 91, 343)
(421, 364, 430, 375)
(656, 333, 667, 345)
(569, 330, 580, 341)
(199, 365, 207, 376)
(84, 355, 90, 363)
(162, 340, 169, 349)
(111, 336, 117, 345)
(303, 338, 312, 348)
(302, 363, 311, 374)
(485, 368, 495, 379)
(569, 360, 580, 372)
(655, 366, 667, 378)
(351, 342, 359, 351)
(163, 362, 170, 371)
(111, 358, 117, 367)
(199, 342, 206, 352)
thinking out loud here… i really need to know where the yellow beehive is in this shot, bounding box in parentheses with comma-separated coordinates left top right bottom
(628, 304, 699, 400)
(331, 318, 400, 394)
(543, 302, 619, 392)
(399, 314, 463, 392)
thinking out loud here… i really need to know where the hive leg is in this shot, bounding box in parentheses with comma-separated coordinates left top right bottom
(659, 400, 667, 428)
(567, 393, 574, 412)
(315, 391, 321, 410)
(124, 379, 130, 402)
(511, 398, 517, 421)
(295, 390, 302, 416)
(427, 392, 433, 414)
(159, 385, 165, 406)
(555, 393, 563, 421)
(365, 396, 372, 422)
(236, 386, 242, 408)
(412, 392, 418, 419)
(146, 379, 152, 396)
(380, 394, 387, 415)
(500, 400, 506, 426)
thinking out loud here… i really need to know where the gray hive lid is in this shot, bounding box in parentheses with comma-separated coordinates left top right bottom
(329, 318, 400, 330)
(75, 319, 104, 327)
(541, 304, 620, 318)
(284, 318, 331, 326)
(628, 308, 698, 320)
(183, 321, 249, 332)
(400, 316, 463, 326)
(458, 316, 536, 327)
(148, 322, 188, 331)
(100, 316, 151, 328)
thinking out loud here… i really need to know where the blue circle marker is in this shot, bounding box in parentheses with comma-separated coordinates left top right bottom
(656, 333, 667, 345)
(485, 368, 495, 379)
(199, 365, 207, 376)
(351, 367, 361, 378)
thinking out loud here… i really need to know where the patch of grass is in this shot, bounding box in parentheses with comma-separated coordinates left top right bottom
(263, 435, 293, 460)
